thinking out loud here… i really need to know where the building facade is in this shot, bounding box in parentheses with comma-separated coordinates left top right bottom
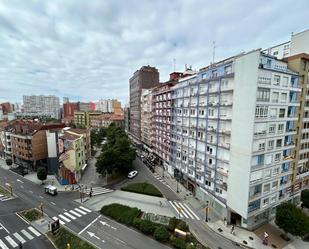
(63, 102, 79, 118)
(141, 89, 153, 147)
(124, 106, 130, 133)
(73, 111, 101, 128)
(129, 66, 159, 143)
(23, 95, 60, 119)
(90, 114, 124, 128)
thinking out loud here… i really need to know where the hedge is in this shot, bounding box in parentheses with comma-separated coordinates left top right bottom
(100, 203, 141, 226)
(140, 220, 156, 235)
(154, 226, 170, 242)
(121, 182, 163, 197)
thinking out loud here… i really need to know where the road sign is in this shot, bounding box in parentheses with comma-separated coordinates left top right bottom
(51, 219, 60, 234)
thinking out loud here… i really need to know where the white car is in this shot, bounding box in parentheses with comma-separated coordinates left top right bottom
(128, 170, 138, 179)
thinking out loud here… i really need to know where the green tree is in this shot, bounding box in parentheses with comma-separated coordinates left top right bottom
(139, 220, 156, 235)
(37, 167, 47, 185)
(96, 147, 119, 175)
(275, 202, 309, 237)
(301, 189, 309, 209)
(154, 226, 170, 242)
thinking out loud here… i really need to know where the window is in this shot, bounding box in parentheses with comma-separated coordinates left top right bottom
(274, 75, 280, 85)
(263, 198, 269, 207)
(271, 195, 277, 203)
(264, 183, 270, 193)
(259, 143, 265, 150)
(268, 140, 275, 150)
(280, 93, 287, 103)
(275, 153, 281, 162)
(269, 108, 277, 118)
(282, 76, 289, 87)
(269, 124, 276, 134)
(272, 181, 278, 189)
(190, 109, 196, 115)
(205, 180, 211, 186)
(273, 167, 279, 176)
(225, 65, 232, 74)
(198, 109, 205, 116)
(272, 92, 279, 103)
(273, 51, 278, 56)
(216, 188, 222, 194)
(279, 108, 285, 118)
(278, 124, 284, 133)
(255, 106, 268, 118)
(264, 169, 271, 178)
(276, 139, 282, 148)
(209, 158, 212, 165)
(257, 88, 270, 102)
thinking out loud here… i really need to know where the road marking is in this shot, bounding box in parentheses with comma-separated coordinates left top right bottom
(21, 229, 33, 240)
(78, 215, 101, 235)
(169, 201, 183, 218)
(28, 226, 40, 237)
(64, 212, 76, 220)
(16, 179, 23, 183)
(178, 202, 194, 219)
(29, 190, 33, 194)
(51, 202, 56, 205)
(74, 208, 87, 215)
(0, 221, 10, 234)
(63, 208, 67, 212)
(0, 239, 9, 249)
(13, 232, 26, 244)
(182, 203, 200, 220)
(58, 214, 71, 223)
(69, 210, 81, 217)
(5, 235, 18, 248)
(53, 217, 65, 225)
(79, 206, 91, 213)
(174, 202, 188, 218)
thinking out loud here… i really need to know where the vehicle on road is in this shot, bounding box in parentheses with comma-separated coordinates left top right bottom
(44, 185, 58, 196)
(128, 170, 138, 179)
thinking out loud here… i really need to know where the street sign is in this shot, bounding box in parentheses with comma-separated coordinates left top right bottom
(51, 219, 60, 234)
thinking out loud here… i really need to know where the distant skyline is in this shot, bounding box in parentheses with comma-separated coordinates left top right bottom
(0, 0, 308, 105)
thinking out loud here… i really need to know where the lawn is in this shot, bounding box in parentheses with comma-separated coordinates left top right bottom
(20, 208, 43, 222)
(0, 185, 10, 196)
(47, 227, 95, 249)
(121, 182, 163, 197)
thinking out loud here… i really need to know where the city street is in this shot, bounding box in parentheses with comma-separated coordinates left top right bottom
(0, 165, 173, 249)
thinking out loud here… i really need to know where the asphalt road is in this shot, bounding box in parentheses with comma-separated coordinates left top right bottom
(123, 158, 241, 249)
(0, 165, 171, 249)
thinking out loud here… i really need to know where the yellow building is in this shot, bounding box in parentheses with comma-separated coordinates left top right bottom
(74, 111, 101, 128)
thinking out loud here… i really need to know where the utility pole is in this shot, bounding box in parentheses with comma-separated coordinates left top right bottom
(205, 201, 209, 222)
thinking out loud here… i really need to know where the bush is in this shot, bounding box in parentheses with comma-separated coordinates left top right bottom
(168, 217, 177, 231)
(176, 220, 189, 232)
(301, 190, 309, 209)
(121, 182, 163, 197)
(139, 220, 156, 235)
(170, 236, 187, 249)
(37, 167, 47, 184)
(154, 226, 170, 242)
(186, 244, 196, 249)
(133, 218, 142, 229)
(100, 203, 141, 226)
(5, 158, 12, 166)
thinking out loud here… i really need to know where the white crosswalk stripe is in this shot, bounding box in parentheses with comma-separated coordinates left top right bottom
(169, 201, 200, 220)
(27, 227, 40, 237)
(69, 210, 81, 217)
(58, 214, 71, 223)
(0, 194, 11, 202)
(0, 239, 9, 249)
(13, 232, 26, 244)
(64, 212, 76, 220)
(153, 174, 173, 189)
(5, 236, 17, 248)
(53, 216, 65, 225)
(21, 229, 33, 240)
(74, 207, 87, 215)
(79, 206, 92, 213)
(82, 187, 114, 196)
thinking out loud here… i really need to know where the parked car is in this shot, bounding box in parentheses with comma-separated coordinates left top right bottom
(128, 170, 138, 179)
(45, 185, 58, 196)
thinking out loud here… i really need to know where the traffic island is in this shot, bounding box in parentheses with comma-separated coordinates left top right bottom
(0, 185, 12, 201)
(47, 227, 96, 249)
(121, 182, 163, 197)
(19, 208, 43, 222)
(100, 203, 210, 249)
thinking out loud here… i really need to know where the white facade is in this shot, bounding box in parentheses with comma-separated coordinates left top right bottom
(23, 95, 60, 119)
(168, 50, 299, 229)
(290, 29, 309, 56)
(95, 99, 114, 113)
(141, 89, 153, 147)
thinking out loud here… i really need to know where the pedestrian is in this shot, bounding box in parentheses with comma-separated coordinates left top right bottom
(224, 217, 227, 226)
(19, 241, 22, 249)
(159, 201, 162, 207)
(230, 225, 235, 235)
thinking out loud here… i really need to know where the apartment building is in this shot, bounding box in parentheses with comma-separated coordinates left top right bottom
(164, 50, 300, 230)
(91, 113, 124, 128)
(23, 95, 60, 119)
(124, 106, 130, 133)
(141, 89, 153, 147)
(73, 111, 101, 128)
(129, 66, 159, 143)
(284, 53, 309, 196)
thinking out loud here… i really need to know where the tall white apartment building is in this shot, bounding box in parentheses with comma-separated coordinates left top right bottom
(168, 50, 299, 230)
(141, 89, 153, 147)
(23, 95, 60, 119)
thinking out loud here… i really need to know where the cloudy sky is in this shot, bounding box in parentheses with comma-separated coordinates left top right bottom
(0, 0, 307, 105)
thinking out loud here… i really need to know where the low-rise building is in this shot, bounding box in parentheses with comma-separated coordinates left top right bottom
(90, 114, 124, 128)
(73, 111, 101, 128)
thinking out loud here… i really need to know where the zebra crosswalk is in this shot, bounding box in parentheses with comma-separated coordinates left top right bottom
(52, 206, 92, 225)
(0, 194, 12, 202)
(169, 201, 200, 221)
(81, 187, 114, 196)
(0, 226, 41, 248)
(153, 173, 172, 189)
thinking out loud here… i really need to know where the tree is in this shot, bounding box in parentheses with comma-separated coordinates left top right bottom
(37, 167, 47, 185)
(275, 202, 309, 237)
(96, 147, 119, 175)
(5, 158, 12, 166)
(301, 189, 309, 209)
(154, 226, 170, 242)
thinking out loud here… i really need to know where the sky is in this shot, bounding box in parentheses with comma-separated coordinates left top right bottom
(0, 0, 308, 105)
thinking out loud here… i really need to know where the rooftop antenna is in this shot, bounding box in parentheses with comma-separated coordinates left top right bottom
(212, 41, 216, 63)
(173, 58, 176, 72)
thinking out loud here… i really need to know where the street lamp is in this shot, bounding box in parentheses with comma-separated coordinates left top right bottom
(176, 172, 179, 193)
(205, 201, 209, 222)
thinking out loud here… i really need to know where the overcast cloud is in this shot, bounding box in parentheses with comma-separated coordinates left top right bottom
(0, 0, 307, 105)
